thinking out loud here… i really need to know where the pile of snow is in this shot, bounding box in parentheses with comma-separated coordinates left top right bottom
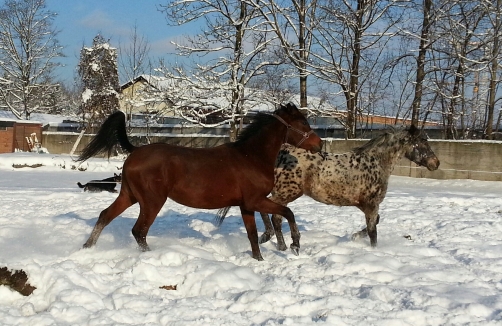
(0, 152, 501, 325)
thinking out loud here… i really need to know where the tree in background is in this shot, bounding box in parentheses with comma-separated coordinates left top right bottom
(430, 1, 487, 139)
(159, 0, 281, 140)
(118, 23, 152, 124)
(308, 0, 399, 138)
(483, 0, 502, 139)
(78, 35, 121, 127)
(246, 0, 318, 109)
(0, 0, 63, 119)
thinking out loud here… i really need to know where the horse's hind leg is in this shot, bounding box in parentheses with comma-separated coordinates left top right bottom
(270, 213, 287, 251)
(131, 196, 167, 251)
(259, 212, 275, 244)
(259, 193, 300, 253)
(240, 207, 263, 261)
(253, 198, 300, 255)
(83, 193, 135, 248)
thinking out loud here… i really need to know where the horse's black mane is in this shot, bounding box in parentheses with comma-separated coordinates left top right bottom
(352, 127, 407, 154)
(234, 111, 277, 145)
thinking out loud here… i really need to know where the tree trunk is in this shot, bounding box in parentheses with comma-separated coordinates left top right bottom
(411, 0, 432, 126)
(445, 64, 463, 139)
(298, 0, 308, 108)
(485, 0, 501, 139)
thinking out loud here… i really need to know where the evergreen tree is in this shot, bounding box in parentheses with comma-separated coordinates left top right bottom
(78, 34, 120, 127)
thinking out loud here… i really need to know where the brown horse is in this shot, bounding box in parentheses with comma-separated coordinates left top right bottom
(76, 103, 322, 260)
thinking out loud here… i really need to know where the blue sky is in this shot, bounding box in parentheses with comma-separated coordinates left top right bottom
(45, 0, 192, 84)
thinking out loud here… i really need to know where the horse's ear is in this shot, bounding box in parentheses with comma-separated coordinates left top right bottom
(286, 103, 297, 112)
(408, 124, 420, 136)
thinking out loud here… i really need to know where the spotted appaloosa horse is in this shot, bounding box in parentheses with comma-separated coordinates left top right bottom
(76, 103, 322, 261)
(258, 125, 440, 253)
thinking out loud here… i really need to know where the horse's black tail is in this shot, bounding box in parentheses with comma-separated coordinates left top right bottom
(215, 206, 231, 227)
(76, 111, 136, 162)
(77, 182, 85, 188)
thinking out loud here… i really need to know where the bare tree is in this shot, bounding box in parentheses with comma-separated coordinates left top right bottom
(159, 0, 280, 140)
(244, 0, 318, 109)
(118, 23, 151, 85)
(429, 1, 487, 139)
(306, 0, 400, 138)
(483, 0, 502, 139)
(78, 35, 121, 127)
(118, 23, 152, 122)
(0, 0, 63, 119)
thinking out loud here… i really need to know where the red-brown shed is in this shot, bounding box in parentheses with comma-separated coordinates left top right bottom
(0, 118, 43, 153)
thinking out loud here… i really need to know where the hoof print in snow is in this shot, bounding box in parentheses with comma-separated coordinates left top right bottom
(0, 267, 37, 296)
(159, 284, 177, 291)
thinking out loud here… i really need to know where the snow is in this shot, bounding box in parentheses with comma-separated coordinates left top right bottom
(1, 152, 502, 325)
(0, 110, 71, 124)
(82, 88, 93, 103)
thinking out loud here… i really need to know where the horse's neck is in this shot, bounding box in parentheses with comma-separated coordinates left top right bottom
(368, 139, 406, 173)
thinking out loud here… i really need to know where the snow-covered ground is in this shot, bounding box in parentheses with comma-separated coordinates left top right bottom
(0, 152, 501, 325)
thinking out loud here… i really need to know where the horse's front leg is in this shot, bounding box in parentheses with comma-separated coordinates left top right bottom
(240, 207, 263, 261)
(351, 213, 380, 240)
(352, 205, 380, 247)
(258, 212, 275, 244)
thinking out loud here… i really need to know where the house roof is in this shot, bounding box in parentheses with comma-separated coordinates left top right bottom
(120, 75, 179, 92)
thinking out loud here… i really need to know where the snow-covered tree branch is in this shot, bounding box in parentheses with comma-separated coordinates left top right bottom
(0, 0, 63, 120)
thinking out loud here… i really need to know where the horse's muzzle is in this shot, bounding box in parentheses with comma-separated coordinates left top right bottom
(425, 157, 440, 171)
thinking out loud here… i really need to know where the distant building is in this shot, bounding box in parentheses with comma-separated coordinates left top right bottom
(120, 75, 175, 117)
(0, 117, 42, 153)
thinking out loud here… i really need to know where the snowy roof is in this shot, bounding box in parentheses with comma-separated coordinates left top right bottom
(0, 110, 71, 125)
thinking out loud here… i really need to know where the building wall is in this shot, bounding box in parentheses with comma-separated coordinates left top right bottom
(0, 124, 15, 153)
(14, 123, 42, 152)
(120, 80, 172, 116)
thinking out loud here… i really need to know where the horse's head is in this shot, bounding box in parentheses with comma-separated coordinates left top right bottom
(404, 125, 440, 171)
(274, 103, 322, 152)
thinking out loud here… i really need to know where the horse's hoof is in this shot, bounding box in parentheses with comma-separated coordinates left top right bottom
(290, 245, 300, 256)
(277, 243, 287, 251)
(259, 234, 271, 244)
(139, 245, 151, 252)
(253, 254, 264, 261)
(82, 242, 92, 249)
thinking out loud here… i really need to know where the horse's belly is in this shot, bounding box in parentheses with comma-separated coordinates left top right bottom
(168, 187, 240, 209)
(308, 181, 362, 206)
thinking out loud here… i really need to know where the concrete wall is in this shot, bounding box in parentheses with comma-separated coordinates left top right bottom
(42, 132, 502, 181)
(323, 139, 502, 182)
(42, 132, 229, 157)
